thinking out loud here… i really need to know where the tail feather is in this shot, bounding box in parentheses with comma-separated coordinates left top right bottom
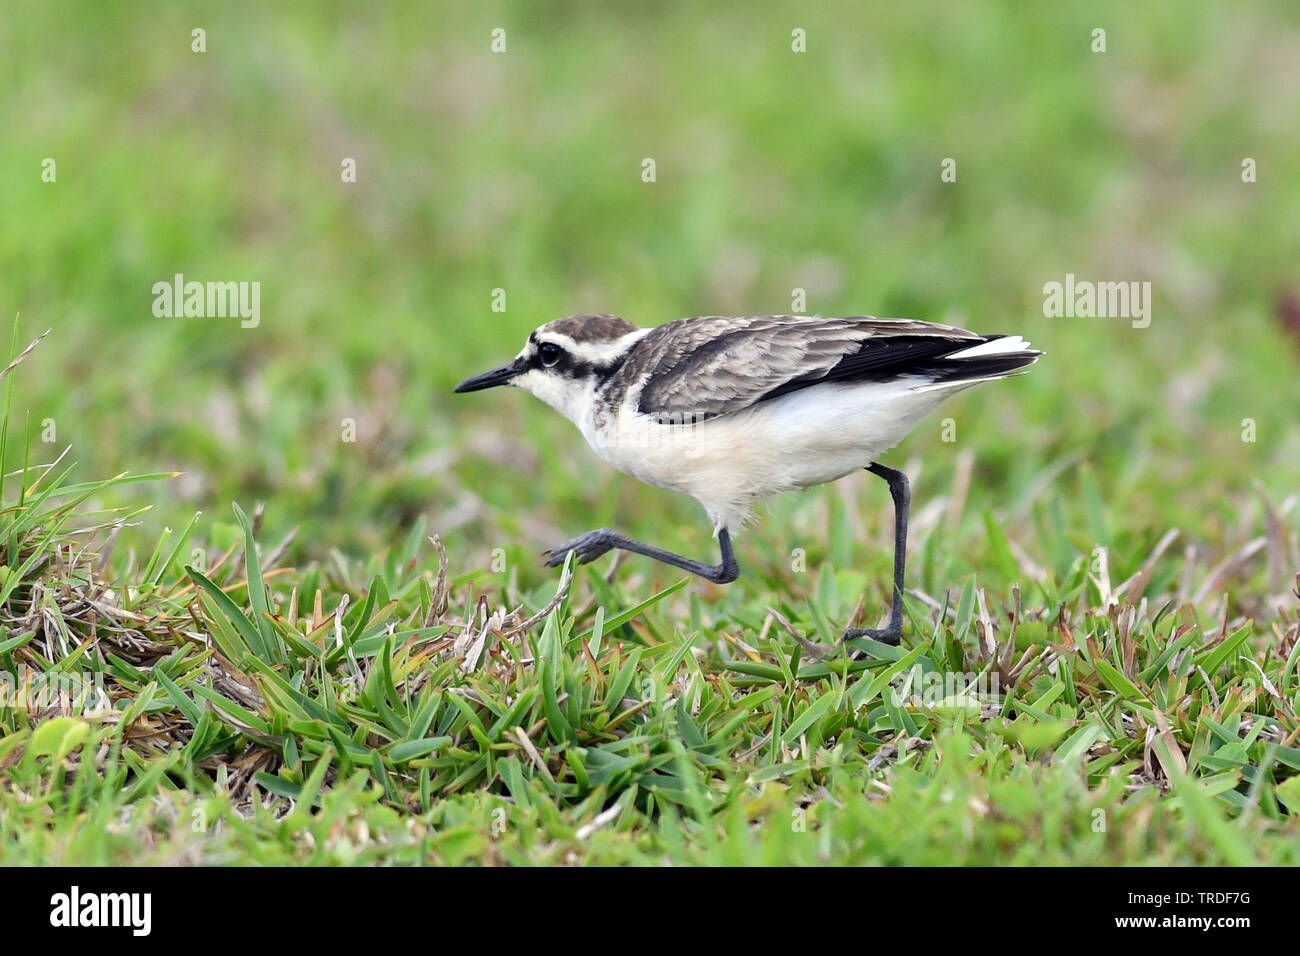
(913, 335, 1043, 391)
(946, 334, 1033, 359)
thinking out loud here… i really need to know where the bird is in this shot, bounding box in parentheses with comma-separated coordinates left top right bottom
(455, 313, 1041, 646)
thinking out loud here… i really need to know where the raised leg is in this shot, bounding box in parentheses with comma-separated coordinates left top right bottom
(544, 526, 740, 584)
(844, 462, 910, 647)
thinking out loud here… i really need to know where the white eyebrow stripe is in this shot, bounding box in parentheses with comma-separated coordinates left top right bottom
(539, 329, 650, 366)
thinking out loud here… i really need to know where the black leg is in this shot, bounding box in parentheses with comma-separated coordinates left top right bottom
(843, 463, 910, 647)
(544, 527, 740, 585)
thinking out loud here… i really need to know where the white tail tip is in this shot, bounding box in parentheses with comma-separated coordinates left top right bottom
(947, 335, 1033, 359)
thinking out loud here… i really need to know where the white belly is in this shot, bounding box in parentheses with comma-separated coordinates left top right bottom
(583, 379, 962, 530)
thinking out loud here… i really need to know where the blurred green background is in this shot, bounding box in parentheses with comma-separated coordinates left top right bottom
(3, 0, 1298, 586)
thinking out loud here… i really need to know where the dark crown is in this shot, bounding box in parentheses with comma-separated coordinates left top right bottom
(541, 313, 637, 343)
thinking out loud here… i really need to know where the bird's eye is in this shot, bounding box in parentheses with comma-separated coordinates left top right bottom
(539, 343, 563, 367)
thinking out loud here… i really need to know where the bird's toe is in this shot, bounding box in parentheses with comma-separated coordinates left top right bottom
(542, 531, 612, 567)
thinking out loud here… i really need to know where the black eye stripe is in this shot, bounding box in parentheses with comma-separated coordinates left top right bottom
(527, 340, 622, 383)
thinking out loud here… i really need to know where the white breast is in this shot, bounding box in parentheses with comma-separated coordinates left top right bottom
(582, 378, 968, 530)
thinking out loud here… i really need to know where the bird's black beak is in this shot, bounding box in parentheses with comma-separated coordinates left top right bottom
(453, 360, 522, 393)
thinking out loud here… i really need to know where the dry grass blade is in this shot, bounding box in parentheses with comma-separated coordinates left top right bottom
(1114, 528, 1180, 602)
(1192, 537, 1266, 605)
(500, 559, 573, 637)
(428, 534, 449, 623)
(0, 329, 50, 385)
(766, 605, 838, 660)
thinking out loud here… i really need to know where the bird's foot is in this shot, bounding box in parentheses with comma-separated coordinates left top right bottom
(543, 528, 615, 567)
(842, 625, 902, 659)
(843, 626, 901, 645)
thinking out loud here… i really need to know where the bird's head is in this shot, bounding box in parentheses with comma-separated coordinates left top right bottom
(454, 313, 643, 422)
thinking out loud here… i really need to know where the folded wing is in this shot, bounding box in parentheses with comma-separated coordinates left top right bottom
(628, 315, 1032, 421)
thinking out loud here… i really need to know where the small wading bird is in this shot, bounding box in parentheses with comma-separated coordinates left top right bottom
(455, 314, 1040, 646)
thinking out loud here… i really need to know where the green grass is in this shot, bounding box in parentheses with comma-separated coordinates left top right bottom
(2, 0, 1300, 864)
(2, 428, 1299, 864)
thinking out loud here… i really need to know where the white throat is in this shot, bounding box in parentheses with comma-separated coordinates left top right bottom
(514, 369, 598, 428)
